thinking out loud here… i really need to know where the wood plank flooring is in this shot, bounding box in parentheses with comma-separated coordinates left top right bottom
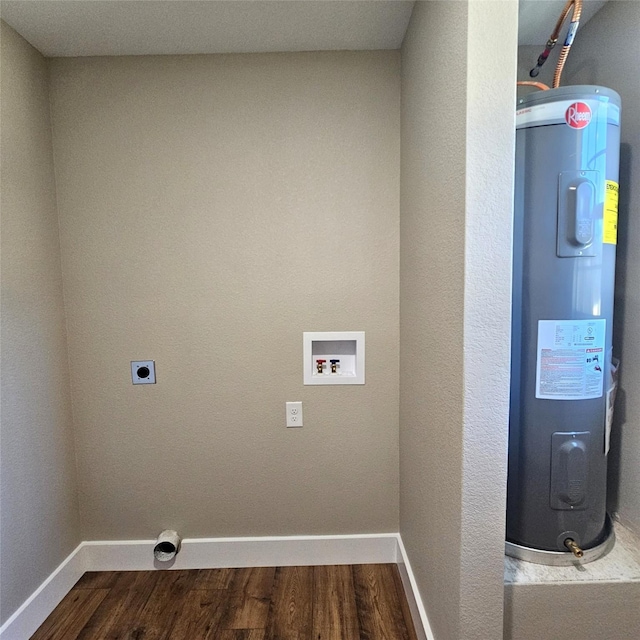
(31, 565, 418, 640)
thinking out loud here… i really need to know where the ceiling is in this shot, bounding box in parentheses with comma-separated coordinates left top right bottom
(0, 0, 608, 58)
(0, 0, 415, 57)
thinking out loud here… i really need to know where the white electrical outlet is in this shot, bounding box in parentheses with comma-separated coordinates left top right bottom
(286, 401, 303, 428)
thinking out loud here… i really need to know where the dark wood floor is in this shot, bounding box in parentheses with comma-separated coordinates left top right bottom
(31, 565, 418, 640)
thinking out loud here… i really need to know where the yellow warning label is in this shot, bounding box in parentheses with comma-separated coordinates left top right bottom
(604, 180, 619, 245)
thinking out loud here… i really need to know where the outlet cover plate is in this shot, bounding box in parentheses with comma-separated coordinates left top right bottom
(131, 360, 156, 384)
(286, 401, 303, 427)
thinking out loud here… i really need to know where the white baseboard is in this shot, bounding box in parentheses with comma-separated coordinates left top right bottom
(0, 543, 86, 640)
(1, 533, 433, 640)
(396, 535, 436, 640)
(84, 532, 400, 571)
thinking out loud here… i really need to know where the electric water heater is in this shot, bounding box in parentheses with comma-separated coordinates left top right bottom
(507, 85, 621, 563)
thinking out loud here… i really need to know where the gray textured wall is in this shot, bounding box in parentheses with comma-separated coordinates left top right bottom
(400, 2, 516, 638)
(460, 3, 517, 637)
(49, 50, 401, 541)
(400, 4, 466, 635)
(0, 21, 80, 625)
(505, 581, 640, 640)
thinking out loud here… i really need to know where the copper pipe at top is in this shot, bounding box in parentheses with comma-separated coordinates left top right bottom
(517, 81, 551, 91)
(551, 0, 583, 88)
(550, 0, 583, 41)
(528, 0, 583, 87)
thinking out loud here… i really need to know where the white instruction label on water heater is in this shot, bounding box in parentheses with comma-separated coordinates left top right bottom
(536, 320, 606, 400)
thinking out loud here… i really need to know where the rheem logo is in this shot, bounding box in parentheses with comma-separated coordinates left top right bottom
(565, 102, 592, 129)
